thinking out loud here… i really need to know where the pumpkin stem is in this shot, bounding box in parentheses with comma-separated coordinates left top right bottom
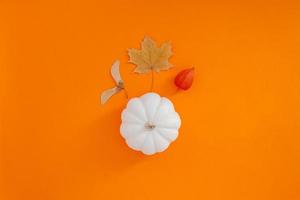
(145, 122, 155, 130)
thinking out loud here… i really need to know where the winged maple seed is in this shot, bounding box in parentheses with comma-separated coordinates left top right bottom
(128, 37, 173, 73)
(100, 60, 127, 104)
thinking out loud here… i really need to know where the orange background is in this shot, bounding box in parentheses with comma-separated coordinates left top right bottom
(1, 1, 300, 200)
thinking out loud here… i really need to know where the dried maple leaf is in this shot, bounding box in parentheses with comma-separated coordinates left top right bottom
(128, 37, 173, 73)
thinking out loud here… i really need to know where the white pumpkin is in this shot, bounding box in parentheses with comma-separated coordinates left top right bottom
(120, 92, 181, 155)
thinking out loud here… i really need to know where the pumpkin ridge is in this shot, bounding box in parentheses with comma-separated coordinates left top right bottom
(139, 97, 150, 121)
(162, 97, 175, 112)
(140, 134, 155, 155)
(155, 112, 180, 128)
(123, 110, 145, 123)
(126, 132, 148, 150)
(140, 93, 161, 122)
(156, 127, 178, 142)
(137, 98, 148, 120)
(152, 98, 175, 123)
(125, 128, 147, 140)
(151, 133, 158, 153)
(156, 128, 172, 142)
(122, 121, 143, 126)
(152, 98, 164, 123)
(157, 126, 178, 132)
(156, 123, 179, 129)
(127, 98, 148, 121)
(153, 130, 171, 151)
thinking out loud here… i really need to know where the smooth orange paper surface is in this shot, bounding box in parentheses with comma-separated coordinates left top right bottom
(1, 1, 300, 200)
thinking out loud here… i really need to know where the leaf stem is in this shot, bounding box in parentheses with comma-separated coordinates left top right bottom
(150, 69, 154, 92)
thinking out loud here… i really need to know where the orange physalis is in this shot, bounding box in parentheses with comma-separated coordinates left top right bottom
(174, 68, 195, 90)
